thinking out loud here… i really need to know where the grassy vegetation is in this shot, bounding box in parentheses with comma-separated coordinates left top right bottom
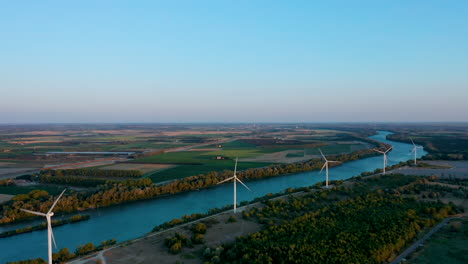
(408, 219, 468, 264)
(0, 185, 65, 195)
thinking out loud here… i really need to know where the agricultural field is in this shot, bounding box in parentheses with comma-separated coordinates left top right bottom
(100, 163, 175, 175)
(0, 124, 376, 187)
(134, 133, 371, 183)
(0, 184, 66, 196)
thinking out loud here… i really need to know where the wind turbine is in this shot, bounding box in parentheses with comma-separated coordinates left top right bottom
(20, 189, 66, 264)
(410, 138, 423, 165)
(217, 158, 251, 213)
(373, 146, 393, 174)
(319, 149, 339, 188)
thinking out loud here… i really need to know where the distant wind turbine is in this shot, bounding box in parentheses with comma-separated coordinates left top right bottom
(410, 138, 423, 165)
(217, 158, 251, 213)
(319, 149, 339, 188)
(373, 146, 393, 174)
(21, 189, 66, 264)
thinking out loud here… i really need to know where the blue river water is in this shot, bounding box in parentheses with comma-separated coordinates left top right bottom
(0, 131, 426, 263)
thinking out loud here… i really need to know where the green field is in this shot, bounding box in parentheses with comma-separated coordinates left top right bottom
(0, 185, 66, 195)
(305, 143, 365, 155)
(133, 139, 368, 183)
(408, 219, 468, 264)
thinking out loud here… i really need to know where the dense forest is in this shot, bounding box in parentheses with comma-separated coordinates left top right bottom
(0, 138, 389, 224)
(202, 175, 457, 264)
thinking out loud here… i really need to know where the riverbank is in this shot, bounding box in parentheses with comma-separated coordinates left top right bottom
(0, 135, 388, 226)
(66, 173, 466, 264)
(1, 131, 426, 263)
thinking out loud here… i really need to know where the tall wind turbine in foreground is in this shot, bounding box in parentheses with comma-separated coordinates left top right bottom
(319, 149, 339, 188)
(373, 146, 393, 174)
(21, 189, 66, 264)
(217, 158, 251, 213)
(410, 138, 423, 165)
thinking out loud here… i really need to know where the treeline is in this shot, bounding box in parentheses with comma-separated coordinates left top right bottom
(7, 238, 116, 264)
(0, 138, 387, 224)
(0, 214, 89, 238)
(38, 175, 108, 187)
(26, 174, 152, 188)
(205, 191, 455, 263)
(43, 168, 143, 178)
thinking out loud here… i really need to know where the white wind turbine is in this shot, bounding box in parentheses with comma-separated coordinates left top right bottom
(319, 149, 339, 188)
(217, 158, 251, 213)
(410, 138, 423, 165)
(20, 189, 66, 264)
(373, 146, 393, 174)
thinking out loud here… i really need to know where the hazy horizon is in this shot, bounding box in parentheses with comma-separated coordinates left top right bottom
(1, 1, 467, 123)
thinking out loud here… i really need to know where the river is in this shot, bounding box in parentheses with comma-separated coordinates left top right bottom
(0, 131, 426, 263)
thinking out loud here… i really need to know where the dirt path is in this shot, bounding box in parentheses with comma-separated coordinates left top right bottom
(390, 216, 462, 264)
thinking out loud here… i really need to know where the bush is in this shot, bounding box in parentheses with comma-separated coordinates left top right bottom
(169, 241, 183, 254)
(193, 223, 207, 234)
(192, 233, 204, 244)
(75, 242, 96, 255)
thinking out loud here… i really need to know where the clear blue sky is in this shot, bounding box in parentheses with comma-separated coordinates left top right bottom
(1, 0, 467, 123)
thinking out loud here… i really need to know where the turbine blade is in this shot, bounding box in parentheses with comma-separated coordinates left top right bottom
(373, 149, 384, 154)
(385, 146, 393, 153)
(320, 162, 327, 173)
(20, 209, 46, 217)
(236, 178, 252, 192)
(328, 160, 339, 163)
(217, 176, 235, 184)
(319, 149, 327, 161)
(234, 158, 238, 176)
(48, 189, 66, 214)
(410, 138, 416, 146)
(49, 222, 57, 248)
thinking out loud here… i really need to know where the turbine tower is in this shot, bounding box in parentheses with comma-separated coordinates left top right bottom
(319, 149, 339, 188)
(373, 146, 393, 174)
(410, 138, 423, 165)
(217, 158, 251, 213)
(20, 189, 66, 264)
